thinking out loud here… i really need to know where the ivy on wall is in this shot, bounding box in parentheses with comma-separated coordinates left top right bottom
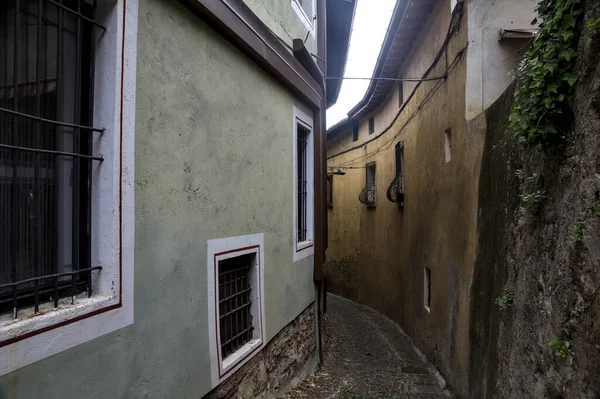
(509, 0, 584, 146)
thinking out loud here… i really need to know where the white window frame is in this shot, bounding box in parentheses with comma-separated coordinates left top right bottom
(207, 233, 266, 388)
(291, 0, 316, 37)
(0, 0, 138, 376)
(293, 107, 314, 262)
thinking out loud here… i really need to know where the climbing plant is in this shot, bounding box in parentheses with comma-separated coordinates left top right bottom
(508, 0, 584, 146)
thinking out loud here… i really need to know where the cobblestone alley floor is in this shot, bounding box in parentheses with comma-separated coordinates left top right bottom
(284, 294, 449, 399)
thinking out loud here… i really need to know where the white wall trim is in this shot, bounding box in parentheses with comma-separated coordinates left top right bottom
(293, 106, 315, 262)
(207, 233, 266, 388)
(291, 0, 316, 37)
(0, 0, 138, 376)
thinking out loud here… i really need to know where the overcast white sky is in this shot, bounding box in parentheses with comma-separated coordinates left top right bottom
(326, 0, 396, 129)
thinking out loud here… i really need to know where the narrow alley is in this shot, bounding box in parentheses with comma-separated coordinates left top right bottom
(285, 295, 447, 399)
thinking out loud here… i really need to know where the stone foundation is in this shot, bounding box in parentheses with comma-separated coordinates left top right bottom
(204, 303, 317, 399)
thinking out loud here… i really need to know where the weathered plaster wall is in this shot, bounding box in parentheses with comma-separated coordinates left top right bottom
(465, 0, 537, 120)
(326, 0, 476, 394)
(242, 0, 317, 54)
(205, 303, 317, 399)
(0, 0, 315, 397)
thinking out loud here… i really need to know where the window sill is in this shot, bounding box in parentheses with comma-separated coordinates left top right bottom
(296, 240, 313, 252)
(221, 337, 263, 374)
(0, 294, 115, 343)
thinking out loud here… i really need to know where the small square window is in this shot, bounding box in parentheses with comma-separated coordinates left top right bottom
(424, 266, 431, 312)
(352, 125, 359, 142)
(368, 117, 375, 135)
(444, 128, 452, 163)
(218, 253, 255, 359)
(207, 233, 266, 386)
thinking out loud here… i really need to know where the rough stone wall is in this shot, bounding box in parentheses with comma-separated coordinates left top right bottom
(204, 303, 316, 399)
(469, 2, 600, 397)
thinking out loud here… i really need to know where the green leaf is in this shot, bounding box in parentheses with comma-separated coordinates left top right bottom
(564, 73, 578, 86)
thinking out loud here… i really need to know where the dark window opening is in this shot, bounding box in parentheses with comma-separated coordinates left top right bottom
(444, 128, 452, 162)
(218, 253, 255, 359)
(368, 117, 374, 134)
(297, 124, 309, 243)
(398, 82, 403, 108)
(352, 124, 358, 142)
(0, 0, 103, 317)
(424, 266, 431, 310)
(327, 173, 333, 208)
(359, 162, 376, 206)
(386, 142, 404, 206)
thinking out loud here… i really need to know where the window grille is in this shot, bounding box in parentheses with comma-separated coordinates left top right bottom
(297, 124, 309, 243)
(359, 162, 376, 206)
(218, 254, 254, 359)
(0, 0, 104, 318)
(386, 142, 404, 207)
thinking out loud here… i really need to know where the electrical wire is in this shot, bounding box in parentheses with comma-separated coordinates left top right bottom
(325, 76, 446, 82)
(328, 5, 465, 169)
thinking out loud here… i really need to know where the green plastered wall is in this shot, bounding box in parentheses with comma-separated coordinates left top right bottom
(243, 0, 318, 54)
(0, 0, 316, 397)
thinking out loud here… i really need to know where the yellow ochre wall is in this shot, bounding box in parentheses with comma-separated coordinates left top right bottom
(326, 0, 480, 393)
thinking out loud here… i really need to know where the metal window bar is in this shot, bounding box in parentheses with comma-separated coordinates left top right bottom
(386, 143, 405, 206)
(218, 255, 254, 359)
(297, 125, 309, 243)
(359, 163, 376, 205)
(0, 0, 104, 319)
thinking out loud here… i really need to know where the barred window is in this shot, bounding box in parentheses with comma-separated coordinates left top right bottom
(218, 253, 255, 359)
(297, 124, 309, 243)
(359, 162, 376, 206)
(0, 0, 103, 318)
(386, 141, 404, 207)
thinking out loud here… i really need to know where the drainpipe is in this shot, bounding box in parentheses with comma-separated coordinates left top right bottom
(291, 0, 327, 366)
(317, 0, 327, 366)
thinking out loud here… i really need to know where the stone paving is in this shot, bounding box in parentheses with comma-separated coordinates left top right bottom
(283, 295, 448, 399)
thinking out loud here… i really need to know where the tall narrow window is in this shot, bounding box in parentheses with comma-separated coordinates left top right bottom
(297, 125, 309, 242)
(368, 117, 375, 134)
(293, 107, 314, 261)
(326, 173, 333, 208)
(444, 128, 452, 163)
(387, 142, 404, 206)
(352, 124, 359, 142)
(0, 0, 101, 316)
(359, 162, 376, 207)
(424, 266, 431, 312)
(398, 82, 404, 107)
